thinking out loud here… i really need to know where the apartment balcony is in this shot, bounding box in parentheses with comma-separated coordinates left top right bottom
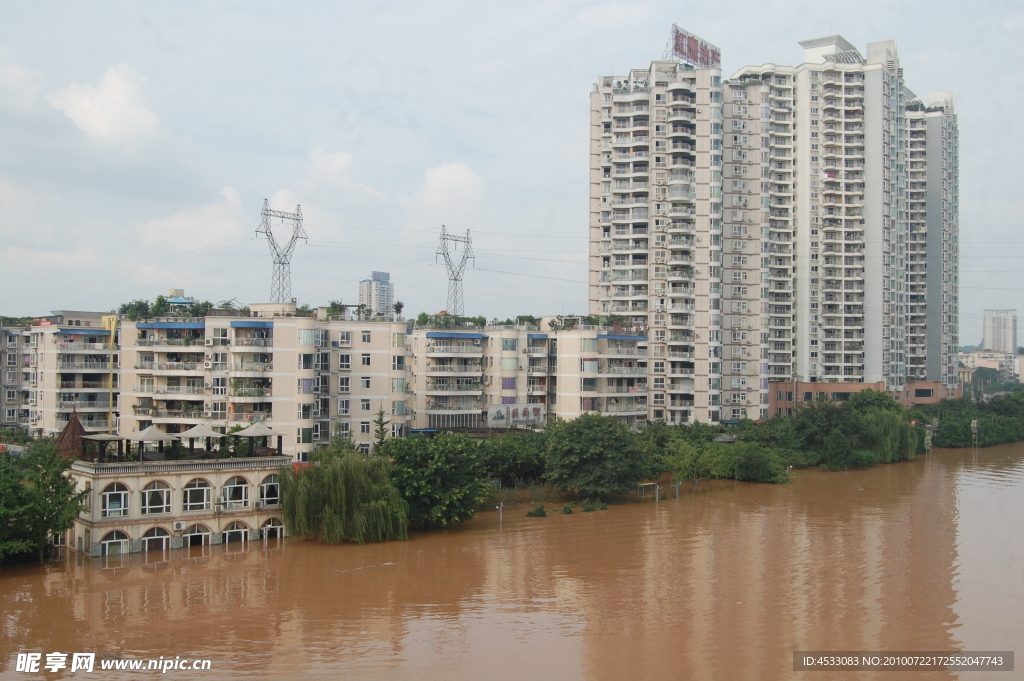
(135, 338, 204, 347)
(147, 386, 205, 395)
(231, 412, 272, 423)
(602, 347, 647, 358)
(229, 387, 272, 398)
(151, 410, 207, 422)
(134, 361, 202, 372)
(424, 343, 483, 355)
(229, 362, 273, 373)
(231, 338, 274, 348)
(59, 362, 111, 371)
(425, 383, 483, 395)
(604, 400, 647, 414)
(60, 380, 110, 389)
(526, 365, 549, 375)
(602, 385, 648, 395)
(604, 366, 645, 375)
(425, 363, 484, 375)
(424, 399, 486, 413)
(57, 341, 113, 351)
(57, 399, 111, 409)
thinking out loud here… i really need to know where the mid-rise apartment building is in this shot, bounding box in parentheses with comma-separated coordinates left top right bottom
(1, 312, 119, 437)
(118, 303, 412, 460)
(589, 30, 960, 421)
(407, 322, 649, 430)
(359, 271, 395, 317)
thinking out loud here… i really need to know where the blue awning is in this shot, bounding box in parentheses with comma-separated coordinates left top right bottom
(166, 297, 193, 304)
(425, 332, 486, 339)
(598, 334, 649, 341)
(527, 334, 548, 339)
(136, 322, 206, 330)
(230, 321, 275, 328)
(54, 328, 111, 335)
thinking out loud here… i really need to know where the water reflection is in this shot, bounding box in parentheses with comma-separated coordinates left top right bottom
(2, 445, 1022, 680)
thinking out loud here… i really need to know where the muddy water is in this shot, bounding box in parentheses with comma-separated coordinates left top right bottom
(2, 444, 1023, 681)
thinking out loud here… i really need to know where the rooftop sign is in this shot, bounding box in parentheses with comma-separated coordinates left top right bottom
(665, 24, 721, 69)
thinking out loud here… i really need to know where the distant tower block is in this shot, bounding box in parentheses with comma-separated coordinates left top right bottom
(436, 226, 474, 317)
(256, 199, 306, 303)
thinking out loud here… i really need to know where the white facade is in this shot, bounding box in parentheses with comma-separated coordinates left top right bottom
(358, 272, 394, 317)
(982, 309, 1016, 354)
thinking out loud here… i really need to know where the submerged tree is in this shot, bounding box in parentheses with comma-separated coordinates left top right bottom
(280, 438, 408, 544)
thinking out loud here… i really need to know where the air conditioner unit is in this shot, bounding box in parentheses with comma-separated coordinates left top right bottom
(331, 341, 339, 347)
(205, 339, 213, 346)
(203, 361, 213, 369)
(204, 382, 211, 389)
(203, 411, 211, 418)
(473, 339, 481, 345)
(204, 353, 212, 360)
(173, 521, 187, 531)
(215, 496, 225, 506)
(254, 500, 265, 509)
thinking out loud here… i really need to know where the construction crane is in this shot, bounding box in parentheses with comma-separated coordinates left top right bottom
(256, 199, 306, 303)
(436, 226, 474, 317)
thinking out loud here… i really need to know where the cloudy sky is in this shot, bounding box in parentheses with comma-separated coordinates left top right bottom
(1, 1, 1020, 342)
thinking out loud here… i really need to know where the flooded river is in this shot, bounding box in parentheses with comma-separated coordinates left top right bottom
(2, 444, 1023, 680)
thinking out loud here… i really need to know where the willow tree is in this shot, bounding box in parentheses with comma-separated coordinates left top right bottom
(280, 438, 408, 543)
(860, 410, 917, 463)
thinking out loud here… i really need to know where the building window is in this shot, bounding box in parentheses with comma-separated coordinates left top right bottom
(338, 377, 350, 393)
(182, 479, 212, 511)
(298, 329, 315, 346)
(183, 524, 211, 547)
(360, 422, 370, 434)
(502, 339, 518, 351)
(360, 399, 370, 411)
(259, 475, 280, 506)
(100, 530, 129, 556)
(222, 477, 249, 509)
(360, 377, 370, 389)
(141, 481, 170, 515)
(339, 354, 351, 370)
(222, 521, 249, 545)
(141, 527, 169, 552)
(101, 483, 129, 518)
(337, 399, 350, 415)
(357, 443, 370, 454)
(361, 331, 371, 343)
(361, 353, 371, 366)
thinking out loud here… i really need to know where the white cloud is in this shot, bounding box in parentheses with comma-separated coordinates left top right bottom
(47, 63, 160, 147)
(410, 163, 483, 218)
(135, 187, 248, 253)
(0, 51, 47, 112)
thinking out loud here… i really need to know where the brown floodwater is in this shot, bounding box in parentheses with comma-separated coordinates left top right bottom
(2, 443, 1023, 680)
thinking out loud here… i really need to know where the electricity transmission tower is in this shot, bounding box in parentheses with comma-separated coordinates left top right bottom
(256, 199, 306, 303)
(436, 226, 474, 317)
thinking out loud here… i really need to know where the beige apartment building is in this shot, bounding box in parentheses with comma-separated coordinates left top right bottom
(1, 311, 119, 437)
(407, 321, 649, 430)
(118, 303, 412, 460)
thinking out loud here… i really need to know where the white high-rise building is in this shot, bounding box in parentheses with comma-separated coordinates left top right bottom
(589, 30, 738, 424)
(983, 310, 1017, 354)
(590, 30, 961, 420)
(358, 272, 394, 317)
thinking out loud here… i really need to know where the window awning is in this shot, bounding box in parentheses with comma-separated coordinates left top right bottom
(230, 321, 275, 328)
(527, 334, 548, 339)
(136, 322, 206, 330)
(598, 334, 648, 341)
(425, 332, 486, 339)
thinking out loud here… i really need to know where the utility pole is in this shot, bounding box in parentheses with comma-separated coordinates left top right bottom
(436, 226, 474, 317)
(256, 199, 306, 303)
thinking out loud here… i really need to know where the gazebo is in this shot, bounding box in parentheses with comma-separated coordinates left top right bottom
(126, 425, 178, 460)
(81, 433, 125, 461)
(175, 424, 223, 458)
(233, 421, 286, 457)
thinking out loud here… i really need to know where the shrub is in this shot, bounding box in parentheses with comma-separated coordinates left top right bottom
(526, 505, 547, 517)
(561, 504, 573, 514)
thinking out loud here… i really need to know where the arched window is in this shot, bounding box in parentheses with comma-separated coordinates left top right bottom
(261, 518, 284, 539)
(101, 483, 129, 518)
(100, 530, 129, 555)
(259, 475, 279, 506)
(141, 527, 170, 552)
(222, 521, 249, 544)
(141, 481, 171, 515)
(182, 524, 211, 546)
(183, 479, 211, 511)
(222, 476, 249, 509)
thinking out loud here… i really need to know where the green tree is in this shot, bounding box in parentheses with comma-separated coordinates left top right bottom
(821, 429, 854, 470)
(544, 414, 649, 497)
(383, 433, 490, 528)
(847, 388, 902, 413)
(415, 311, 431, 326)
(372, 408, 390, 455)
(280, 438, 408, 543)
(0, 452, 35, 561)
(118, 299, 151, 320)
(9, 441, 88, 563)
(479, 430, 546, 486)
(188, 300, 213, 317)
(150, 295, 170, 317)
(393, 301, 404, 317)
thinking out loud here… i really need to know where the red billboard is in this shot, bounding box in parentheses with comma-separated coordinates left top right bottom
(667, 25, 721, 69)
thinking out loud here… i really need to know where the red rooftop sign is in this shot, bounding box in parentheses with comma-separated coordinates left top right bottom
(667, 25, 721, 69)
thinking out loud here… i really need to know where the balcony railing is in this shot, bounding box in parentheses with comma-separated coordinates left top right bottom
(426, 364, 483, 372)
(232, 338, 274, 347)
(59, 362, 111, 370)
(425, 344, 482, 353)
(229, 388, 272, 397)
(425, 400, 486, 411)
(230, 362, 273, 372)
(135, 338, 203, 347)
(133, 362, 201, 371)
